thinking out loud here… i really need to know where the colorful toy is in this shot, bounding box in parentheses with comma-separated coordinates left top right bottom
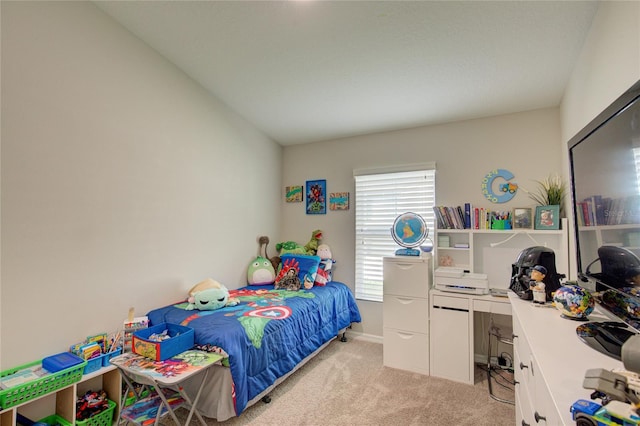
(315, 244, 335, 286)
(247, 256, 275, 285)
(275, 240, 307, 256)
(274, 258, 301, 291)
(304, 229, 323, 255)
(186, 278, 239, 311)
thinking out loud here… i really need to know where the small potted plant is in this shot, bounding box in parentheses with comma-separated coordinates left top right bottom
(525, 174, 567, 217)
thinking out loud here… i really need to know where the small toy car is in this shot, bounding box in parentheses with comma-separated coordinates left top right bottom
(499, 182, 518, 193)
(571, 399, 640, 425)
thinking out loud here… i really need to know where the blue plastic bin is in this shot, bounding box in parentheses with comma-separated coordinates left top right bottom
(132, 323, 194, 361)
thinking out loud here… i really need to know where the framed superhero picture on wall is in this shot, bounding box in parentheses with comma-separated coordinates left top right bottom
(306, 179, 326, 214)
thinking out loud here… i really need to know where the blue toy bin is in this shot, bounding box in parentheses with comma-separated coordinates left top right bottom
(132, 323, 194, 361)
(101, 348, 122, 367)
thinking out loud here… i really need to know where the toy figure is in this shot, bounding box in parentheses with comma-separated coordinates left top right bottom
(530, 265, 547, 304)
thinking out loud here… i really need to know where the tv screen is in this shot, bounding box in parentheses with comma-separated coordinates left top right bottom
(568, 80, 640, 338)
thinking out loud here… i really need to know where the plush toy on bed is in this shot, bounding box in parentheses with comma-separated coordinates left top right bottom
(315, 244, 335, 286)
(274, 258, 301, 291)
(186, 278, 239, 311)
(303, 229, 323, 255)
(247, 256, 275, 285)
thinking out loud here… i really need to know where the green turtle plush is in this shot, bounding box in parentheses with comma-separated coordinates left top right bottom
(186, 278, 239, 311)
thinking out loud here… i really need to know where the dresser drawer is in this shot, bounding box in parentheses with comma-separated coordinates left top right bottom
(383, 327, 429, 375)
(383, 296, 429, 333)
(383, 257, 430, 297)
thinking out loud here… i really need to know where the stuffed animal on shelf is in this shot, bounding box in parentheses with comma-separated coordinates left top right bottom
(304, 229, 323, 255)
(186, 278, 239, 311)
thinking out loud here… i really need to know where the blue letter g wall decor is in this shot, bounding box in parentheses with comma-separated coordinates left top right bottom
(481, 169, 518, 203)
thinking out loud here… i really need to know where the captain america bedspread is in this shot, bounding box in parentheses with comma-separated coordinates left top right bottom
(145, 281, 362, 416)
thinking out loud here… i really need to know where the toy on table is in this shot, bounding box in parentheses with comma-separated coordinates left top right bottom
(529, 265, 547, 304)
(186, 278, 239, 311)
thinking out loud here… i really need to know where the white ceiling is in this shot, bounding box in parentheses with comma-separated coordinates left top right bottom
(94, 1, 599, 146)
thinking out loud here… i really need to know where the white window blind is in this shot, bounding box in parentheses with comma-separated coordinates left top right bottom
(354, 168, 436, 302)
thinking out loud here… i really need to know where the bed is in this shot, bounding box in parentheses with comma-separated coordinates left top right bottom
(145, 281, 362, 421)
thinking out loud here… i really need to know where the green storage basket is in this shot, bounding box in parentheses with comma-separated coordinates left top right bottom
(0, 359, 87, 409)
(76, 399, 116, 426)
(37, 414, 73, 426)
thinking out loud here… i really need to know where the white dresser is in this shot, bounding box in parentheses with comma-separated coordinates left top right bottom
(382, 255, 431, 375)
(509, 292, 623, 425)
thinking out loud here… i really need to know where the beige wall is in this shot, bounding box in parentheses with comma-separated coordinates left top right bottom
(282, 108, 562, 339)
(0, 1, 282, 368)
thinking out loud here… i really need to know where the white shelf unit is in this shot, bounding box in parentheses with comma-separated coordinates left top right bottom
(0, 365, 121, 426)
(382, 254, 431, 375)
(434, 218, 570, 288)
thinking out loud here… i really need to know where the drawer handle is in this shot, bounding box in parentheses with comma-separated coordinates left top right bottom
(534, 412, 546, 423)
(519, 362, 528, 370)
(512, 333, 518, 340)
(396, 297, 414, 304)
(396, 331, 415, 340)
(521, 421, 530, 426)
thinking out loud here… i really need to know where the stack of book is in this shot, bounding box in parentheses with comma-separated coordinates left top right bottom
(433, 204, 506, 230)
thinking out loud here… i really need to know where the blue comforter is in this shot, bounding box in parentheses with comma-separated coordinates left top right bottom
(146, 281, 361, 416)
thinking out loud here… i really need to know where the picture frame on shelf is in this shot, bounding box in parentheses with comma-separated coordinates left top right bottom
(512, 207, 533, 229)
(534, 205, 560, 230)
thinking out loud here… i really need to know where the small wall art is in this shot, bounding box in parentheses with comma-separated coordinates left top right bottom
(329, 192, 349, 210)
(285, 185, 303, 202)
(535, 205, 560, 230)
(512, 207, 533, 229)
(306, 179, 326, 214)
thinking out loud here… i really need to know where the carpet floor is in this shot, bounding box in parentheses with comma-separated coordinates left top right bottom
(167, 337, 515, 425)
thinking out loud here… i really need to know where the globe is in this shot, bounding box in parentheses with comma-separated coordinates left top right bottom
(553, 285, 595, 320)
(391, 212, 429, 256)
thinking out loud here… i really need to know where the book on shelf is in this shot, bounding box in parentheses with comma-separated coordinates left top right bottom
(577, 194, 640, 226)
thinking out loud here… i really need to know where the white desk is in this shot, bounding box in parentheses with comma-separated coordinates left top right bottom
(429, 289, 511, 384)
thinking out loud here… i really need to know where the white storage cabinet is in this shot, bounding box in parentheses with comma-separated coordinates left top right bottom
(383, 255, 431, 375)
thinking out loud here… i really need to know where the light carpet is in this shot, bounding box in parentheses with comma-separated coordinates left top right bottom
(171, 337, 515, 425)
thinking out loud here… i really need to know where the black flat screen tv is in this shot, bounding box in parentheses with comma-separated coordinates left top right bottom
(568, 80, 640, 359)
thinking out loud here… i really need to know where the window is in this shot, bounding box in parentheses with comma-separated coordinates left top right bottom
(354, 166, 436, 302)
